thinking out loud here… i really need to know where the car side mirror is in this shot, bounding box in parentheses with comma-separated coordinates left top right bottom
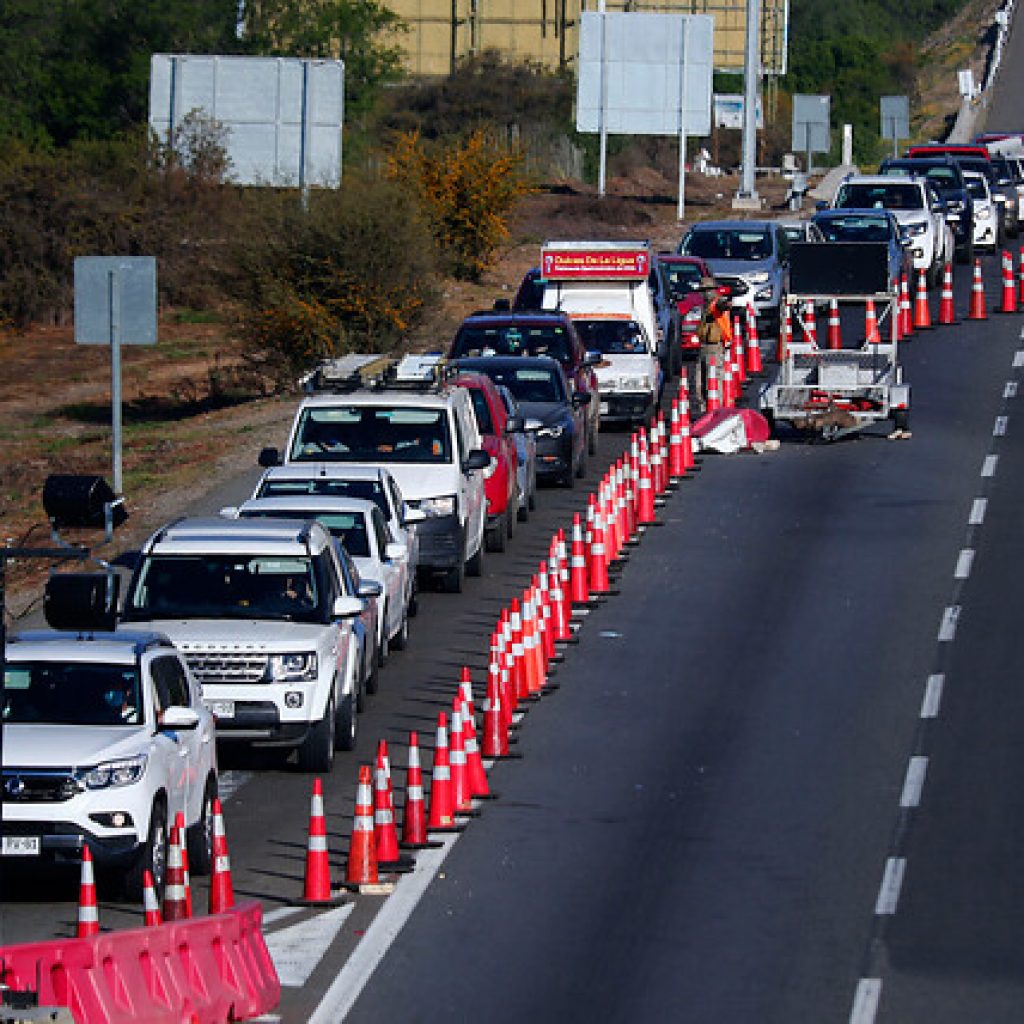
(258, 447, 281, 468)
(572, 392, 593, 407)
(505, 415, 524, 434)
(463, 449, 491, 472)
(358, 579, 383, 599)
(385, 542, 406, 562)
(524, 417, 543, 432)
(333, 595, 364, 619)
(160, 706, 200, 731)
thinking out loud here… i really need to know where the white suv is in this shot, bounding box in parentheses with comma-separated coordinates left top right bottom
(831, 174, 954, 285)
(120, 517, 364, 772)
(2, 630, 217, 900)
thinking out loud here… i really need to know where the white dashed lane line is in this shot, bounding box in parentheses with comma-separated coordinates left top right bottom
(874, 858, 906, 916)
(954, 549, 975, 580)
(938, 606, 961, 642)
(1005, 382, 1018, 399)
(994, 416, 1008, 437)
(850, 979, 883, 1024)
(899, 757, 929, 809)
(981, 454, 999, 478)
(920, 674, 945, 719)
(969, 498, 988, 525)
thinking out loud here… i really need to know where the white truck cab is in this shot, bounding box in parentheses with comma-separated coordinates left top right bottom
(119, 517, 364, 773)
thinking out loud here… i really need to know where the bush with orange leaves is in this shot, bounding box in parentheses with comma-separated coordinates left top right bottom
(387, 129, 532, 281)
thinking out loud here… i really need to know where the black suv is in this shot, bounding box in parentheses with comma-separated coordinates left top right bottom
(879, 156, 975, 263)
(448, 310, 601, 454)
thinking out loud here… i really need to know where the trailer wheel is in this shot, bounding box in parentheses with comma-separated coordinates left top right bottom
(893, 409, 910, 433)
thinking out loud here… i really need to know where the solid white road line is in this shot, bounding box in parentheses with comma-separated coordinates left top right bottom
(921, 674, 945, 719)
(849, 978, 882, 1024)
(900, 757, 929, 808)
(954, 548, 975, 580)
(994, 416, 1008, 436)
(308, 833, 460, 1023)
(969, 498, 988, 525)
(938, 606, 961, 642)
(981, 454, 999, 478)
(875, 858, 906, 915)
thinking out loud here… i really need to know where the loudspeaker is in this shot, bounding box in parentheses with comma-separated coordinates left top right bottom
(44, 572, 121, 631)
(42, 475, 127, 530)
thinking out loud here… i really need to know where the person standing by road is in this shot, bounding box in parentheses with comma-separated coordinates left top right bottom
(695, 277, 733, 410)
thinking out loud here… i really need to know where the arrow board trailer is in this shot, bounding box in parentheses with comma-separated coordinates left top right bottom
(759, 242, 910, 440)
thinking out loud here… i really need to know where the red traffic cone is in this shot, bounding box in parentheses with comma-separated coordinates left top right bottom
(968, 259, 988, 320)
(913, 268, 933, 329)
(803, 301, 818, 345)
(458, 666, 476, 721)
(460, 692, 495, 798)
(77, 845, 100, 937)
(864, 300, 881, 344)
(1019, 245, 1024, 306)
(427, 712, 461, 832)
(587, 495, 611, 594)
(746, 306, 764, 373)
(732, 314, 747, 384)
(295, 777, 344, 906)
(401, 731, 441, 849)
(373, 744, 400, 868)
(706, 354, 722, 412)
(449, 700, 477, 814)
(142, 869, 163, 927)
(900, 273, 914, 337)
(569, 512, 589, 606)
(172, 815, 193, 919)
(636, 438, 656, 525)
(481, 667, 510, 758)
(826, 299, 842, 349)
(776, 305, 791, 363)
(345, 765, 380, 890)
(163, 823, 189, 920)
(938, 263, 957, 325)
(549, 546, 571, 642)
(999, 249, 1017, 313)
(668, 399, 684, 478)
(208, 797, 234, 914)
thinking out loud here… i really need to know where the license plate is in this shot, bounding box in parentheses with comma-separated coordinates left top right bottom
(2, 836, 40, 856)
(207, 700, 235, 719)
(599, 401, 610, 415)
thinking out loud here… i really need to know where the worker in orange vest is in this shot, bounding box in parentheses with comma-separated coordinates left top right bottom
(695, 276, 734, 411)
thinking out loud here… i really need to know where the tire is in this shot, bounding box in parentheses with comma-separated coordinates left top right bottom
(485, 516, 506, 552)
(334, 692, 356, 753)
(517, 491, 530, 523)
(575, 449, 587, 480)
(298, 695, 336, 771)
(391, 611, 409, 651)
(363, 642, 380, 696)
(186, 776, 217, 876)
(466, 538, 484, 577)
(124, 798, 168, 903)
(528, 479, 537, 511)
(893, 409, 910, 432)
(408, 582, 419, 618)
(376, 615, 389, 667)
(440, 559, 464, 593)
(506, 499, 516, 538)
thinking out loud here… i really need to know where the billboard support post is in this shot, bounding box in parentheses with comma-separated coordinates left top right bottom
(678, 18, 689, 221)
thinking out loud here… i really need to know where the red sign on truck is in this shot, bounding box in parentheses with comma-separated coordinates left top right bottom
(541, 247, 650, 281)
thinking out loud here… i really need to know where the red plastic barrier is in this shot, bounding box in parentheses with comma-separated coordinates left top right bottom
(0, 900, 279, 1024)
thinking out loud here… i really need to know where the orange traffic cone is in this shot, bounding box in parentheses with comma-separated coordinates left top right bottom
(998, 249, 1017, 313)
(938, 263, 957, 325)
(481, 668, 510, 758)
(208, 797, 234, 914)
(401, 731, 441, 849)
(458, 666, 476, 720)
(679, 400, 696, 472)
(459, 692, 495, 798)
(548, 546, 571, 642)
(449, 700, 477, 814)
(913, 268, 933, 329)
(803, 301, 818, 345)
(827, 300, 842, 349)
(142, 869, 163, 927)
(864, 300, 881, 344)
(746, 306, 764, 374)
(374, 741, 413, 871)
(569, 513, 589, 606)
(172, 813, 193, 918)
(345, 765, 380, 890)
(1019, 245, 1024, 306)
(295, 777, 344, 906)
(588, 496, 610, 595)
(900, 273, 914, 337)
(776, 305, 792, 363)
(706, 355, 722, 412)
(668, 399, 684, 478)
(163, 823, 189, 920)
(636, 437, 655, 525)
(77, 845, 100, 937)
(732, 315, 747, 384)
(427, 712, 461, 832)
(968, 259, 988, 320)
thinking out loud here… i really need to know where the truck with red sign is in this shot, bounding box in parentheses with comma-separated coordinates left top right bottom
(539, 241, 665, 425)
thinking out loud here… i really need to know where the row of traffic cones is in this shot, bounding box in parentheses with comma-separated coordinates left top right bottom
(76, 798, 235, 935)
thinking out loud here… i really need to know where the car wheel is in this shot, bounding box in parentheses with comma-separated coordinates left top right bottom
(364, 640, 380, 697)
(892, 409, 910, 433)
(506, 499, 516, 538)
(377, 615, 389, 667)
(334, 691, 356, 753)
(391, 611, 409, 651)
(408, 582, 419, 617)
(528, 477, 537, 510)
(517, 489, 530, 522)
(186, 776, 217, 876)
(466, 539, 484, 577)
(485, 516, 506, 552)
(298, 695, 336, 771)
(441, 559, 465, 593)
(575, 449, 587, 479)
(124, 798, 168, 902)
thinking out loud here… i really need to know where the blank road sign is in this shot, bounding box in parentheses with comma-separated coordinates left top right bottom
(880, 96, 910, 140)
(792, 94, 831, 154)
(74, 257, 157, 346)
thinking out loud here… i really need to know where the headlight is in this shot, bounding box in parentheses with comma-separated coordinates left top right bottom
(79, 755, 147, 790)
(906, 221, 928, 237)
(266, 652, 318, 682)
(538, 424, 565, 438)
(745, 272, 770, 285)
(419, 495, 456, 517)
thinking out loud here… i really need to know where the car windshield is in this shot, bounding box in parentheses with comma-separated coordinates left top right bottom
(452, 324, 573, 366)
(290, 406, 451, 464)
(124, 554, 324, 622)
(466, 388, 495, 435)
(466, 365, 564, 404)
(3, 662, 142, 726)
(573, 319, 648, 355)
(835, 183, 923, 210)
(681, 229, 773, 261)
(884, 164, 961, 193)
(815, 215, 893, 242)
(257, 476, 389, 518)
(661, 262, 704, 298)
(239, 509, 371, 558)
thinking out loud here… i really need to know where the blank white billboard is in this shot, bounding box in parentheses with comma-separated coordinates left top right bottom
(150, 55, 344, 188)
(576, 13, 714, 137)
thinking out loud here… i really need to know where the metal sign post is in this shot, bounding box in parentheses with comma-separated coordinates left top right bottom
(792, 94, 831, 173)
(74, 257, 158, 497)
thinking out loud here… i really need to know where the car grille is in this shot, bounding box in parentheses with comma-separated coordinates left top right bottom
(3, 768, 78, 803)
(184, 653, 269, 685)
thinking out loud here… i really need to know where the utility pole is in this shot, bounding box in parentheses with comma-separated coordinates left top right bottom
(733, 0, 761, 209)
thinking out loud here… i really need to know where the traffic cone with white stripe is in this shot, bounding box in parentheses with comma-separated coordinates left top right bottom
(913, 268, 933, 329)
(803, 301, 818, 346)
(77, 845, 100, 937)
(968, 258, 988, 320)
(208, 797, 234, 914)
(900, 273, 913, 337)
(706, 354, 721, 412)
(998, 249, 1017, 313)
(459, 689, 495, 798)
(668, 399, 684, 478)
(864, 299, 881, 344)
(636, 435, 656, 525)
(142, 870, 162, 927)
(173, 814, 193, 919)
(721, 350, 735, 407)
(458, 666, 476, 721)
(481, 667, 511, 758)
(375, 740, 414, 872)
(1019, 245, 1024, 306)
(449, 700, 477, 815)
(746, 306, 764, 374)
(732, 314, 747, 384)
(826, 300, 842, 349)
(938, 263, 957, 325)
(163, 823, 190, 920)
(569, 512, 590, 607)
(776, 305, 792, 363)
(401, 731, 441, 849)
(345, 765, 381, 890)
(295, 777, 344, 906)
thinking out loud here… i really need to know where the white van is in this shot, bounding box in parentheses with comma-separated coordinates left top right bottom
(261, 358, 490, 594)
